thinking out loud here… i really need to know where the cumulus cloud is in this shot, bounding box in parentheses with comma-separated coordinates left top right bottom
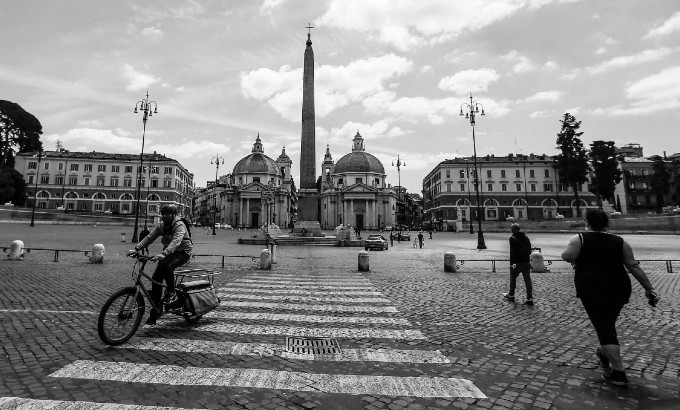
(587, 47, 674, 74)
(644, 11, 680, 38)
(518, 90, 564, 104)
(260, 0, 287, 15)
(501, 50, 536, 73)
(438, 68, 500, 95)
(326, 120, 408, 145)
(317, 0, 579, 51)
(122, 64, 161, 92)
(421, 65, 433, 73)
(141, 26, 163, 39)
(240, 54, 413, 121)
(592, 65, 680, 115)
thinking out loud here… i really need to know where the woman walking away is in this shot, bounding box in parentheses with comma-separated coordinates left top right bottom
(561, 209, 659, 387)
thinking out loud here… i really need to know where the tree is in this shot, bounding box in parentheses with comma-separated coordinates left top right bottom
(0, 100, 43, 169)
(555, 113, 589, 217)
(650, 155, 671, 213)
(589, 140, 623, 209)
(0, 167, 27, 206)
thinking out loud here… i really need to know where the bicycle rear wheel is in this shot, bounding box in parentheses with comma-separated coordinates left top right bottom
(97, 287, 145, 345)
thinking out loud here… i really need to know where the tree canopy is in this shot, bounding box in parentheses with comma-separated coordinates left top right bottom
(555, 113, 589, 215)
(0, 100, 43, 169)
(589, 140, 622, 207)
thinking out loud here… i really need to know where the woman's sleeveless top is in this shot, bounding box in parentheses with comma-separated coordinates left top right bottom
(574, 232, 631, 305)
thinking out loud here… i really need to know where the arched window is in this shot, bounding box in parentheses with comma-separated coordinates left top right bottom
(93, 193, 106, 200)
(512, 199, 527, 207)
(541, 198, 558, 207)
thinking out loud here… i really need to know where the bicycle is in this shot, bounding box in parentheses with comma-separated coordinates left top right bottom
(97, 252, 221, 346)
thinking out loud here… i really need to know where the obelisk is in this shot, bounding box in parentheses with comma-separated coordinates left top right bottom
(296, 25, 320, 228)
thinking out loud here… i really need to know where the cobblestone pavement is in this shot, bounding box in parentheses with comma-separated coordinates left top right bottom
(1, 225, 679, 409)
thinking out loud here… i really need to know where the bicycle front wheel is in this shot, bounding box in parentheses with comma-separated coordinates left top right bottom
(97, 287, 145, 346)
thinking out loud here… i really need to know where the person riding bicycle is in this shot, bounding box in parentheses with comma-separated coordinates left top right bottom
(130, 204, 193, 325)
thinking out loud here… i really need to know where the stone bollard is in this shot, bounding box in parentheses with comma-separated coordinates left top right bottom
(90, 244, 105, 264)
(358, 250, 369, 272)
(121, 233, 126, 242)
(8, 240, 24, 260)
(530, 248, 545, 273)
(260, 249, 272, 270)
(270, 243, 278, 264)
(444, 251, 457, 272)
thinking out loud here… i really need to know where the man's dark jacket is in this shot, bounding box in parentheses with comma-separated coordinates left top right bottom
(509, 232, 531, 264)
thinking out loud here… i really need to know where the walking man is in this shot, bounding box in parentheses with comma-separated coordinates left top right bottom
(418, 231, 424, 248)
(389, 232, 394, 246)
(503, 223, 534, 305)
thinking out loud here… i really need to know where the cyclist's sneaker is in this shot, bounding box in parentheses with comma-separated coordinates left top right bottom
(524, 299, 534, 306)
(162, 292, 178, 305)
(596, 348, 611, 369)
(502, 293, 515, 302)
(145, 315, 157, 326)
(602, 369, 628, 387)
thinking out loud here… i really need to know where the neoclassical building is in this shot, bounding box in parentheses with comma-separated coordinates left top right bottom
(319, 132, 397, 230)
(195, 136, 295, 229)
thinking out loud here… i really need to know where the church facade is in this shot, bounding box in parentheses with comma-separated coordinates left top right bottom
(319, 132, 397, 231)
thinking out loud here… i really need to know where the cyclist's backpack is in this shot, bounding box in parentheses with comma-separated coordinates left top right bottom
(172, 218, 193, 242)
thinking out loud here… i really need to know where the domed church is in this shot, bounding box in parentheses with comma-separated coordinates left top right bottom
(319, 131, 397, 230)
(216, 135, 295, 229)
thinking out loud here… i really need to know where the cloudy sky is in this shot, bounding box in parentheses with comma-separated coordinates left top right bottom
(2, 1, 678, 193)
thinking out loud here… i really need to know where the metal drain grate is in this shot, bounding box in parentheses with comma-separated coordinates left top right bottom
(286, 337, 341, 354)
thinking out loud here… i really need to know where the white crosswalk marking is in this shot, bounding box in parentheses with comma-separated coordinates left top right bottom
(206, 311, 410, 325)
(218, 293, 392, 303)
(218, 286, 383, 295)
(219, 300, 398, 312)
(0, 396, 206, 410)
(120, 337, 451, 363)
(50, 360, 486, 398)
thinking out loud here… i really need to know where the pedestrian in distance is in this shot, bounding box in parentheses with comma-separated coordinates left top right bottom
(130, 204, 193, 326)
(138, 225, 151, 255)
(503, 223, 534, 305)
(561, 209, 659, 387)
(418, 231, 424, 248)
(389, 232, 394, 246)
(428, 230, 433, 239)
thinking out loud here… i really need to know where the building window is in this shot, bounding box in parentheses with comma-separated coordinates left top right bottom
(516, 183, 522, 192)
(446, 170, 450, 178)
(501, 170, 506, 178)
(122, 203, 130, 212)
(151, 166, 159, 174)
(28, 175, 34, 184)
(460, 183, 465, 191)
(98, 164, 106, 172)
(355, 178, 362, 184)
(124, 178, 132, 187)
(44, 162, 50, 170)
(530, 183, 536, 192)
(138, 166, 146, 174)
(41, 175, 50, 184)
(125, 165, 133, 173)
(501, 183, 507, 192)
(486, 170, 492, 178)
(629, 182, 635, 189)
(94, 203, 103, 211)
(446, 183, 451, 192)
(58, 163, 64, 171)
(459, 170, 464, 178)
(110, 178, 119, 187)
(84, 164, 93, 172)
(70, 164, 79, 171)
(544, 183, 553, 192)
(641, 169, 647, 176)
(111, 165, 119, 173)
(164, 180, 172, 188)
(55, 176, 64, 185)
(28, 161, 37, 170)
(151, 179, 158, 188)
(515, 169, 520, 178)
(69, 176, 78, 185)
(544, 169, 550, 177)
(530, 169, 535, 178)
(96, 177, 105, 186)
(487, 183, 493, 191)
(84, 177, 90, 186)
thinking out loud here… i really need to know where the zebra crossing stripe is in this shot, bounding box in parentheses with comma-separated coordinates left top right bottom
(121, 337, 451, 363)
(162, 322, 427, 339)
(0, 396, 206, 410)
(227, 283, 377, 291)
(235, 279, 373, 286)
(207, 311, 410, 325)
(217, 293, 392, 303)
(49, 360, 486, 398)
(217, 287, 383, 296)
(247, 274, 368, 279)
(219, 301, 398, 312)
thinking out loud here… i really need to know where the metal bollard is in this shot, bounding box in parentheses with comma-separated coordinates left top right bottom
(444, 251, 457, 272)
(358, 250, 369, 272)
(90, 244, 105, 263)
(260, 249, 272, 270)
(530, 248, 545, 273)
(121, 233, 126, 242)
(270, 243, 277, 264)
(8, 240, 24, 260)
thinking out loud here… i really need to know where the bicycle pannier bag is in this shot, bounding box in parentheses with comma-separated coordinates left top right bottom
(178, 280, 220, 316)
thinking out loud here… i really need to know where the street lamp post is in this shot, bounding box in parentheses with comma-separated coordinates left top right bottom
(460, 93, 487, 250)
(132, 91, 157, 242)
(29, 150, 44, 227)
(144, 156, 153, 228)
(392, 155, 405, 238)
(210, 153, 224, 235)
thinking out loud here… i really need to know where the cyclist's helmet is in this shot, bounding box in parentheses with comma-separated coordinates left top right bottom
(160, 204, 178, 215)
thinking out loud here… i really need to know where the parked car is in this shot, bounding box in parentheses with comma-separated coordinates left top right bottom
(394, 232, 410, 241)
(365, 234, 389, 251)
(384, 225, 393, 231)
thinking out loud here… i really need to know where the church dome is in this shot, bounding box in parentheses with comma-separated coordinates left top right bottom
(333, 132, 385, 175)
(232, 135, 280, 176)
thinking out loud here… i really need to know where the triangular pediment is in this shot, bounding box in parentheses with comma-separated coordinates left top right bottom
(344, 183, 373, 192)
